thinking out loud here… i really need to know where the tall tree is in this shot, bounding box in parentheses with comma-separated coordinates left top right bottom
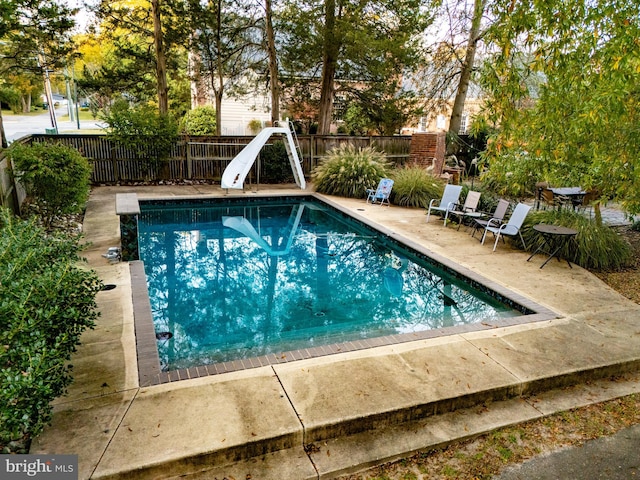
(410, 0, 491, 145)
(91, 0, 177, 113)
(0, 0, 77, 147)
(263, 0, 279, 125)
(151, 0, 169, 114)
(185, 0, 262, 135)
(447, 0, 486, 139)
(278, 0, 433, 135)
(479, 0, 640, 219)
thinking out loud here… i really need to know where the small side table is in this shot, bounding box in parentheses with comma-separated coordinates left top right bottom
(527, 224, 578, 269)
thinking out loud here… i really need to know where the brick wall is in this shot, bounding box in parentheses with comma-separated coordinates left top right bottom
(409, 132, 446, 174)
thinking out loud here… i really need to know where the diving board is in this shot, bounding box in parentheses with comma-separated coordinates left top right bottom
(220, 125, 306, 190)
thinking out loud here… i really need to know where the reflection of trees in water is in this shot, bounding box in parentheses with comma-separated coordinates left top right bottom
(138, 202, 511, 369)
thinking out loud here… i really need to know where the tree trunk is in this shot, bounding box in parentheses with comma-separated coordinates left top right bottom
(448, 0, 485, 143)
(317, 0, 339, 135)
(0, 110, 7, 149)
(265, 0, 280, 125)
(213, 70, 224, 135)
(152, 0, 169, 115)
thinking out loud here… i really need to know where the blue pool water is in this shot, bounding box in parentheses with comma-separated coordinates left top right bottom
(137, 197, 524, 371)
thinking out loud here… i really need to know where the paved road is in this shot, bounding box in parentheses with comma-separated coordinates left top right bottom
(493, 424, 640, 479)
(2, 107, 104, 142)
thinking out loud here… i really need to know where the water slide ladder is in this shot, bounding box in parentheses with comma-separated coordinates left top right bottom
(220, 120, 306, 190)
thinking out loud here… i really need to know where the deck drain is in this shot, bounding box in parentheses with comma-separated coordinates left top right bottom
(101, 284, 117, 291)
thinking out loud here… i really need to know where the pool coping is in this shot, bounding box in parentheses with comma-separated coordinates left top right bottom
(131, 192, 559, 387)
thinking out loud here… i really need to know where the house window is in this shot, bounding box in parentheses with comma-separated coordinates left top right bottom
(459, 112, 469, 135)
(436, 114, 446, 130)
(333, 94, 347, 120)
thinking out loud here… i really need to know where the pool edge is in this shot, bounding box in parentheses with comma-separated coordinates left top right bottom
(131, 193, 559, 387)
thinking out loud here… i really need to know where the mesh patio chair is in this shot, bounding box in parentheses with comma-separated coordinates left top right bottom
(481, 202, 532, 252)
(426, 184, 463, 224)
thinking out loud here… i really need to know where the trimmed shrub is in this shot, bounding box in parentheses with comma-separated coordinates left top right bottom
(312, 145, 390, 198)
(390, 165, 445, 208)
(179, 105, 217, 135)
(521, 209, 632, 270)
(0, 209, 102, 453)
(102, 99, 178, 163)
(260, 141, 294, 183)
(8, 142, 91, 225)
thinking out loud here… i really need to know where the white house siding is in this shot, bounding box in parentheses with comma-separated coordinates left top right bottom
(219, 95, 273, 135)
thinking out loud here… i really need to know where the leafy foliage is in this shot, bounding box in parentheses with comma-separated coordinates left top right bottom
(312, 145, 390, 198)
(277, 0, 434, 133)
(478, 148, 539, 199)
(8, 142, 91, 224)
(480, 0, 640, 218)
(521, 209, 632, 270)
(179, 105, 217, 135)
(390, 165, 445, 208)
(102, 99, 179, 162)
(0, 209, 102, 453)
(259, 141, 295, 183)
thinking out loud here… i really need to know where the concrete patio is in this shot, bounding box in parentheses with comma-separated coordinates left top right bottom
(30, 184, 640, 479)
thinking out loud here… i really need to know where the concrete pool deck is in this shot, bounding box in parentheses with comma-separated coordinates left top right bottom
(30, 184, 640, 479)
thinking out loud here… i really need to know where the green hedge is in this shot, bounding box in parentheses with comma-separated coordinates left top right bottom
(0, 209, 102, 453)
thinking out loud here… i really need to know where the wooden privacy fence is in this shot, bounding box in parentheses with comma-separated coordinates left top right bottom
(27, 133, 412, 184)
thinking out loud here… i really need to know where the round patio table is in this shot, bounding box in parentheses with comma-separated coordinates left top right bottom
(527, 224, 578, 269)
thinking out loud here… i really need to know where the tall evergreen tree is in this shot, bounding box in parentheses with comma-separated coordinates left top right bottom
(277, 0, 434, 134)
(0, 0, 77, 147)
(184, 0, 263, 135)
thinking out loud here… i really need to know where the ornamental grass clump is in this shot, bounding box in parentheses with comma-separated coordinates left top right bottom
(390, 165, 446, 208)
(521, 209, 632, 270)
(312, 145, 390, 198)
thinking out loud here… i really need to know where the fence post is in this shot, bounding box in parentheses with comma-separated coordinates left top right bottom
(110, 141, 120, 183)
(186, 139, 193, 179)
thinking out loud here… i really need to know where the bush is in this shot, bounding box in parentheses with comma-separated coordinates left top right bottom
(0, 209, 102, 453)
(103, 99, 178, 163)
(390, 165, 445, 208)
(521, 209, 632, 270)
(479, 149, 539, 198)
(8, 142, 91, 225)
(179, 105, 217, 135)
(312, 145, 390, 198)
(260, 141, 294, 183)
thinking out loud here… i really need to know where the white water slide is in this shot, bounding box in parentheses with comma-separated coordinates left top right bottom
(220, 125, 306, 190)
(222, 204, 305, 256)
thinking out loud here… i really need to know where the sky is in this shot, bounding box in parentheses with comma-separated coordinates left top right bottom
(69, 0, 96, 33)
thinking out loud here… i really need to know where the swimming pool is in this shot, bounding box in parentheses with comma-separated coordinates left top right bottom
(134, 195, 550, 380)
